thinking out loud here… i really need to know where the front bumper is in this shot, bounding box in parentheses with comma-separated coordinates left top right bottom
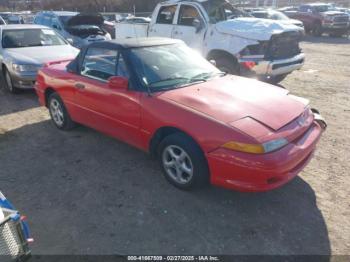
(10, 71, 37, 89)
(322, 22, 350, 30)
(239, 53, 305, 78)
(207, 113, 326, 192)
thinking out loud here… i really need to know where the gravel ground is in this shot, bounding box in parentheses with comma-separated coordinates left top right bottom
(0, 35, 349, 257)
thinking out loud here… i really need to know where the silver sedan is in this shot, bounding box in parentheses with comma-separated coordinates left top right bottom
(0, 24, 79, 93)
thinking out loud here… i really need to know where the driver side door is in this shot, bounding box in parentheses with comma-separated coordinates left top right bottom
(172, 4, 206, 52)
(72, 47, 143, 147)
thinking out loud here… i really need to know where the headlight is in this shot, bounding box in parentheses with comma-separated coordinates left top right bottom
(222, 138, 288, 154)
(12, 64, 41, 72)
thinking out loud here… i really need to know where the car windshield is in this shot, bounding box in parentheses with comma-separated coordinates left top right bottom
(59, 15, 74, 27)
(268, 11, 289, 20)
(203, 0, 250, 23)
(128, 43, 223, 92)
(2, 29, 67, 48)
(314, 5, 330, 12)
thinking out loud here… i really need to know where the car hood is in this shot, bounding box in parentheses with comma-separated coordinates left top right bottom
(159, 76, 306, 131)
(67, 13, 104, 26)
(5, 45, 79, 65)
(215, 17, 303, 41)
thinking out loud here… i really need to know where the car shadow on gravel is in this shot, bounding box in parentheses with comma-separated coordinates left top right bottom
(0, 121, 331, 258)
(0, 86, 39, 117)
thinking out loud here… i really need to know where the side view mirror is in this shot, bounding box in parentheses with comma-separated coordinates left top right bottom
(193, 19, 204, 33)
(67, 38, 74, 45)
(108, 76, 129, 90)
(53, 24, 61, 30)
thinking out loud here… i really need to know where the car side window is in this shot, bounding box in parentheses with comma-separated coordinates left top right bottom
(156, 5, 177, 24)
(34, 15, 40, 24)
(81, 48, 118, 82)
(178, 5, 201, 26)
(300, 6, 310, 12)
(41, 15, 52, 26)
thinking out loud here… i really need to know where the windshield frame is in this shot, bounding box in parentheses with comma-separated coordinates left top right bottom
(313, 5, 331, 13)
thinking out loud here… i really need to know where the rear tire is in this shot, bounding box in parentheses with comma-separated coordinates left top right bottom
(48, 93, 76, 131)
(312, 23, 323, 36)
(3, 68, 19, 94)
(157, 133, 209, 190)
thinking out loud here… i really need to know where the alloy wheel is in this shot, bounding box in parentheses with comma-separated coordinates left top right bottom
(50, 98, 64, 127)
(162, 145, 194, 185)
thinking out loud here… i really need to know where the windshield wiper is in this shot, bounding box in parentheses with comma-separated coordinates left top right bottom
(190, 72, 227, 82)
(148, 77, 189, 88)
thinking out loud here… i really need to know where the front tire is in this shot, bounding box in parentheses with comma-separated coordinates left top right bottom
(48, 93, 76, 131)
(214, 56, 240, 75)
(3, 68, 19, 94)
(157, 133, 209, 190)
(312, 23, 323, 36)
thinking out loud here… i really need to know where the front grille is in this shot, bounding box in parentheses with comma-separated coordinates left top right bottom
(0, 209, 30, 261)
(332, 23, 349, 27)
(265, 31, 302, 60)
(334, 16, 349, 23)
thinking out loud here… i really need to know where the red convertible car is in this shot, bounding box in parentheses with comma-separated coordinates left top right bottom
(35, 38, 326, 192)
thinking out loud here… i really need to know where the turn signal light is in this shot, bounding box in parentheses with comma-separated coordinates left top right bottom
(222, 141, 265, 154)
(222, 138, 288, 154)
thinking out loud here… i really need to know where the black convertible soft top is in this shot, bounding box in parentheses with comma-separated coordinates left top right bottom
(67, 37, 183, 74)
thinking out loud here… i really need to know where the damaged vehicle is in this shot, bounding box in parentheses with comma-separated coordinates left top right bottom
(34, 11, 112, 48)
(35, 38, 326, 192)
(115, 0, 305, 84)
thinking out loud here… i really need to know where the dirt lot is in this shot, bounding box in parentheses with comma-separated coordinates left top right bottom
(0, 36, 349, 257)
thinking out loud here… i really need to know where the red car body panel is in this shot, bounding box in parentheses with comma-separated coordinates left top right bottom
(35, 60, 325, 192)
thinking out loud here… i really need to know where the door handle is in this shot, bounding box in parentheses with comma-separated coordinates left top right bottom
(75, 83, 85, 89)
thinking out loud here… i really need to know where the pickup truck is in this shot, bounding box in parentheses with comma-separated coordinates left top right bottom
(287, 3, 350, 37)
(115, 0, 305, 84)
